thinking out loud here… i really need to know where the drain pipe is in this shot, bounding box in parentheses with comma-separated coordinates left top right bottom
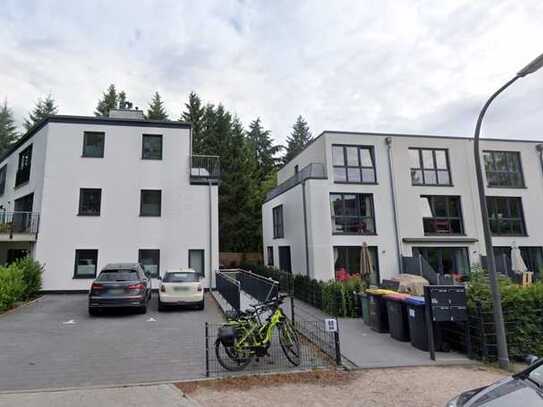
(385, 137, 403, 274)
(208, 179, 213, 289)
(302, 180, 310, 278)
(536, 144, 543, 176)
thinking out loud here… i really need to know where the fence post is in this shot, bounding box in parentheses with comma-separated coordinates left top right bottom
(205, 322, 210, 377)
(476, 302, 488, 361)
(334, 320, 342, 366)
(290, 295, 295, 324)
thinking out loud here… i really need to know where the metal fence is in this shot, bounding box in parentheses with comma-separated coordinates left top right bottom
(0, 211, 39, 237)
(236, 270, 278, 303)
(215, 271, 241, 313)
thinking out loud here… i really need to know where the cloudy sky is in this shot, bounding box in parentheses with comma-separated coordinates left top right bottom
(1, 0, 543, 144)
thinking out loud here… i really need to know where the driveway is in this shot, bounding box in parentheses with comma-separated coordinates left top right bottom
(0, 293, 224, 392)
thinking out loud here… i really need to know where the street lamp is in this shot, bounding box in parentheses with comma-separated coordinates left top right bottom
(473, 52, 543, 370)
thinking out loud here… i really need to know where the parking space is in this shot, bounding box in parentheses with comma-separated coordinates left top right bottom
(0, 293, 224, 392)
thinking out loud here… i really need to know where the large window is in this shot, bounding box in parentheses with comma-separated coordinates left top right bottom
(78, 188, 102, 216)
(420, 195, 463, 234)
(483, 151, 524, 188)
(0, 165, 6, 196)
(15, 144, 32, 187)
(140, 190, 161, 216)
(267, 246, 274, 266)
(494, 246, 543, 276)
(138, 249, 160, 278)
(142, 134, 163, 160)
(409, 148, 451, 186)
(334, 246, 380, 286)
(332, 145, 376, 184)
(330, 193, 375, 234)
(82, 132, 105, 158)
(73, 249, 98, 279)
(272, 205, 284, 239)
(413, 247, 469, 278)
(487, 196, 526, 236)
(189, 249, 205, 277)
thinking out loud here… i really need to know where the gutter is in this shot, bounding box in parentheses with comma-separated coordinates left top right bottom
(385, 137, 403, 274)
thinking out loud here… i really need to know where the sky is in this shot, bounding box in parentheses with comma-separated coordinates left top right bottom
(1, 0, 543, 145)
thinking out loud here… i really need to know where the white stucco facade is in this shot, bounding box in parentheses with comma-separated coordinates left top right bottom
(263, 131, 543, 283)
(0, 115, 219, 291)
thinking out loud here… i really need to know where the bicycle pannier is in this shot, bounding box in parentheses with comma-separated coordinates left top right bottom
(218, 326, 237, 346)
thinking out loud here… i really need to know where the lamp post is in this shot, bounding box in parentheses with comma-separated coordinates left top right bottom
(473, 52, 543, 370)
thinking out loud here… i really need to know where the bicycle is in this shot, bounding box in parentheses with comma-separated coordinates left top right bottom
(215, 294, 301, 371)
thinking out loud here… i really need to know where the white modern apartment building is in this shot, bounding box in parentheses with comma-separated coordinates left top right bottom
(0, 110, 219, 291)
(262, 130, 543, 284)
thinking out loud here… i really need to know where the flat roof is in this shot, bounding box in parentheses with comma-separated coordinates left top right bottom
(0, 114, 191, 163)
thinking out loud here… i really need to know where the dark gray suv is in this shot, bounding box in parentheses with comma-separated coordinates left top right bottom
(88, 263, 152, 315)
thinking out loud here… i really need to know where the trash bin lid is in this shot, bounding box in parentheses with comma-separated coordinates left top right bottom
(365, 288, 396, 296)
(405, 296, 425, 306)
(383, 292, 410, 302)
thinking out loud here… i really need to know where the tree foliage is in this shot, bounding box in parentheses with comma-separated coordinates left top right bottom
(95, 84, 129, 116)
(23, 94, 58, 131)
(246, 118, 281, 183)
(283, 115, 312, 164)
(0, 100, 18, 156)
(146, 91, 168, 120)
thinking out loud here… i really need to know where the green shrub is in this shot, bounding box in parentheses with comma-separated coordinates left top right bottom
(14, 257, 43, 300)
(0, 264, 25, 312)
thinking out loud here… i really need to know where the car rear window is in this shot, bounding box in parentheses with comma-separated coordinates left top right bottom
(163, 272, 199, 283)
(97, 270, 139, 282)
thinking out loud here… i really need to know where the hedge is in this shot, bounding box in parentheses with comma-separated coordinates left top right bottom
(0, 258, 43, 313)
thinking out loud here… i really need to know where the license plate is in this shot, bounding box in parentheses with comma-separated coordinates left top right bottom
(109, 289, 125, 295)
(174, 286, 190, 292)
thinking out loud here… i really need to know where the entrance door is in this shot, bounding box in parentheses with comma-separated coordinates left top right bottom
(189, 249, 205, 277)
(7, 249, 29, 264)
(278, 246, 292, 273)
(13, 193, 34, 233)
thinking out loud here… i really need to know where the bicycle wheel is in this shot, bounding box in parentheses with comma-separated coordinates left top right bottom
(215, 339, 253, 371)
(278, 319, 301, 366)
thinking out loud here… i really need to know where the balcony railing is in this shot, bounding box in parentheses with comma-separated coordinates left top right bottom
(0, 211, 40, 239)
(265, 162, 327, 201)
(190, 155, 220, 184)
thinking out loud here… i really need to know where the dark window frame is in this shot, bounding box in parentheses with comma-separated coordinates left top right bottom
(486, 196, 527, 236)
(0, 165, 6, 196)
(78, 188, 102, 216)
(413, 246, 470, 277)
(334, 245, 380, 285)
(142, 134, 163, 160)
(330, 193, 376, 235)
(332, 144, 377, 184)
(73, 249, 98, 279)
(409, 147, 452, 186)
(82, 131, 105, 158)
(267, 246, 274, 266)
(188, 249, 205, 277)
(15, 144, 32, 187)
(138, 249, 160, 278)
(140, 189, 162, 217)
(483, 150, 525, 188)
(272, 205, 284, 239)
(421, 195, 464, 235)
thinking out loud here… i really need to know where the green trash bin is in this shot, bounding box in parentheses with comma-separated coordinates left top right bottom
(359, 293, 370, 325)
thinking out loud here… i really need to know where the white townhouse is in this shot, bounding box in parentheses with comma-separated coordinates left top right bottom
(0, 110, 219, 291)
(262, 130, 543, 284)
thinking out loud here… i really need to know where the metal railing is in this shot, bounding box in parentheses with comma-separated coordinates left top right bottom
(236, 270, 278, 303)
(0, 211, 39, 238)
(215, 271, 241, 312)
(266, 162, 327, 201)
(190, 155, 220, 180)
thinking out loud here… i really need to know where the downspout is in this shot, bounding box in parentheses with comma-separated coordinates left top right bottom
(208, 179, 213, 289)
(536, 144, 543, 175)
(385, 137, 403, 274)
(302, 179, 310, 277)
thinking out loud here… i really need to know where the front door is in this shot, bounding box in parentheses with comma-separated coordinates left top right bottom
(278, 246, 292, 273)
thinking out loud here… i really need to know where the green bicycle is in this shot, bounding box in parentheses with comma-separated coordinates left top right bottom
(216, 294, 301, 371)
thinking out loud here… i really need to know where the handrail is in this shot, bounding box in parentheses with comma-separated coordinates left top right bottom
(266, 162, 327, 202)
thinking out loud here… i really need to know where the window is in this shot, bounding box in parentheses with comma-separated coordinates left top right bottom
(334, 246, 380, 285)
(163, 272, 199, 283)
(0, 165, 6, 196)
(483, 151, 524, 187)
(278, 246, 292, 273)
(73, 249, 98, 279)
(409, 148, 451, 185)
(272, 205, 284, 238)
(82, 132, 105, 158)
(78, 188, 102, 216)
(267, 246, 274, 266)
(140, 190, 161, 216)
(15, 144, 32, 187)
(487, 196, 526, 236)
(420, 195, 463, 234)
(330, 193, 375, 234)
(413, 247, 470, 277)
(138, 249, 160, 278)
(189, 249, 205, 277)
(332, 145, 376, 183)
(142, 134, 163, 160)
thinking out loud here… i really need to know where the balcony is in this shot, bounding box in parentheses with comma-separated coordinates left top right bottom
(190, 155, 220, 185)
(265, 162, 327, 202)
(0, 212, 40, 241)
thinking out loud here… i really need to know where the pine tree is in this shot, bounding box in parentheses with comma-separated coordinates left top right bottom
(0, 100, 18, 156)
(283, 115, 312, 164)
(95, 84, 129, 116)
(146, 92, 168, 120)
(246, 118, 281, 183)
(23, 94, 58, 131)
(181, 92, 204, 153)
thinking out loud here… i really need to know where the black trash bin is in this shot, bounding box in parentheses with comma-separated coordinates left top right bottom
(366, 289, 391, 333)
(383, 293, 410, 342)
(405, 296, 443, 351)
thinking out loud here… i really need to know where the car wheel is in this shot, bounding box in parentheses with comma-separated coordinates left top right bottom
(158, 300, 165, 312)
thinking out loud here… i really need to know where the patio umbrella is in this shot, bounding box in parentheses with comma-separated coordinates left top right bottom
(360, 242, 372, 283)
(511, 241, 528, 274)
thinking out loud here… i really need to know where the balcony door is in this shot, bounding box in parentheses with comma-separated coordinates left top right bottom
(13, 193, 34, 233)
